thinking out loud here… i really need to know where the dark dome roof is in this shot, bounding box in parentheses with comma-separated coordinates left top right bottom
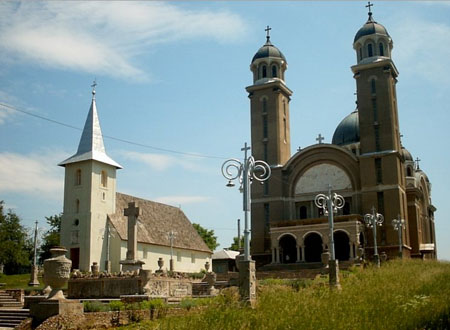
(401, 148, 413, 161)
(252, 39, 286, 63)
(354, 16, 390, 43)
(332, 110, 360, 146)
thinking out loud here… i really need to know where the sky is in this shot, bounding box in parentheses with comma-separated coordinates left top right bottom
(0, 1, 449, 260)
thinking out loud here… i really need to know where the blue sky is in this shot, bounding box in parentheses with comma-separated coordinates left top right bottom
(0, 1, 449, 260)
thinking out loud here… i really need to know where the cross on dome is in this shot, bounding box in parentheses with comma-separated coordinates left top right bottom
(316, 133, 324, 144)
(366, 1, 374, 20)
(265, 25, 272, 42)
(415, 157, 421, 170)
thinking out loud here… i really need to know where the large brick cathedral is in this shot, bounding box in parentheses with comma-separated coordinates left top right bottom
(248, 8, 437, 268)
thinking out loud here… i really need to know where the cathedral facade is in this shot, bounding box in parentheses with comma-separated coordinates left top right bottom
(248, 10, 437, 268)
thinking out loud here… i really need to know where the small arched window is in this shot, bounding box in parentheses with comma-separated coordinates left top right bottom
(76, 199, 80, 213)
(262, 98, 267, 113)
(101, 170, 107, 188)
(407, 167, 413, 177)
(379, 43, 384, 56)
(371, 79, 376, 94)
(272, 65, 277, 77)
(300, 206, 307, 219)
(262, 65, 267, 78)
(75, 169, 81, 186)
(368, 44, 373, 57)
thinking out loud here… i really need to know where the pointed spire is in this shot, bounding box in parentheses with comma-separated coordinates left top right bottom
(59, 82, 122, 169)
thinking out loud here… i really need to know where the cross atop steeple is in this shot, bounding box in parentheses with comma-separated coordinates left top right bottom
(316, 133, 325, 144)
(366, 1, 374, 20)
(415, 157, 421, 170)
(265, 25, 272, 42)
(91, 79, 97, 98)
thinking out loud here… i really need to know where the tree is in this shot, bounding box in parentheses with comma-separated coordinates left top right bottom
(0, 201, 33, 274)
(192, 223, 219, 251)
(229, 236, 244, 251)
(39, 214, 62, 264)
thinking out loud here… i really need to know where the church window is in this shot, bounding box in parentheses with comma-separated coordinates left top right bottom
(407, 166, 413, 177)
(379, 43, 384, 56)
(371, 79, 376, 94)
(264, 181, 269, 195)
(263, 115, 268, 138)
(101, 170, 107, 187)
(375, 158, 382, 184)
(75, 169, 81, 186)
(102, 192, 106, 201)
(283, 118, 287, 143)
(368, 43, 373, 57)
(283, 100, 286, 116)
(359, 47, 363, 60)
(262, 65, 267, 78)
(343, 198, 351, 215)
(372, 98, 378, 122)
(264, 203, 270, 229)
(262, 99, 267, 113)
(300, 206, 307, 219)
(75, 199, 80, 213)
(377, 192, 385, 215)
(374, 126, 381, 151)
(74, 219, 79, 226)
(272, 65, 277, 77)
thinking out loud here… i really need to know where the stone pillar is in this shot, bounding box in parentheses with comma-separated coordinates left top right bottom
(271, 248, 276, 264)
(29, 265, 40, 287)
(300, 246, 304, 262)
(275, 248, 280, 263)
(238, 260, 256, 307)
(350, 242, 355, 260)
(296, 245, 301, 263)
(120, 202, 145, 272)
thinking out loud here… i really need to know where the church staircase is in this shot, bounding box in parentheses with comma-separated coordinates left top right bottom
(0, 290, 22, 309)
(0, 309, 29, 329)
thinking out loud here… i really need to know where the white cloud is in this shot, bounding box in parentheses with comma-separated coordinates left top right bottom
(0, 150, 67, 199)
(0, 2, 247, 80)
(392, 16, 450, 84)
(122, 151, 210, 172)
(154, 195, 211, 206)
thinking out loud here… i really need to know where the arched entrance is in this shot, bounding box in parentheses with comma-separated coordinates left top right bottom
(334, 231, 350, 261)
(304, 233, 323, 262)
(279, 234, 297, 264)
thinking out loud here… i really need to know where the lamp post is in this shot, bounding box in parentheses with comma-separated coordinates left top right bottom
(221, 142, 271, 306)
(221, 142, 271, 261)
(392, 215, 405, 258)
(364, 207, 384, 267)
(168, 230, 176, 271)
(314, 185, 345, 288)
(29, 220, 40, 286)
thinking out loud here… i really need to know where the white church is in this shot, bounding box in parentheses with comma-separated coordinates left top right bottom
(59, 87, 212, 273)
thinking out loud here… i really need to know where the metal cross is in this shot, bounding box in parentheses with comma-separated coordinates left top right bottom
(316, 133, 324, 144)
(366, 1, 373, 14)
(415, 157, 421, 169)
(91, 79, 97, 96)
(265, 25, 272, 41)
(241, 142, 251, 153)
(297, 146, 302, 152)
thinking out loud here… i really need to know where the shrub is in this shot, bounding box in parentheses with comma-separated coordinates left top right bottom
(109, 300, 123, 326)
(83, 300, 109, 312)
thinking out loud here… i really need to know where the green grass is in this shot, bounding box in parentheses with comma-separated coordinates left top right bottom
(115, 259, 450, 330)
(0, 273, 45, 291)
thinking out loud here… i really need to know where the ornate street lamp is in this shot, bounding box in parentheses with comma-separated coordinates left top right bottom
(314, 185, 345, 288)
(392, 215, 405, 258)
(364, 207, 384, 267)
(221, 142, 271, 261)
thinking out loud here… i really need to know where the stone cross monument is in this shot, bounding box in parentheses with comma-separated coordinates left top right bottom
(120, 202, 145, 272)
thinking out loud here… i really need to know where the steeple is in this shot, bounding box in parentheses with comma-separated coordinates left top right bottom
(59, 84, 122, 169)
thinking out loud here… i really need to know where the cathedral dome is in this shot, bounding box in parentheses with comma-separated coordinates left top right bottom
(252, 39, 286, 63)
(401, 148, 413, 162)
(354, 18, 390, 43)
(332, 110, 360, 146)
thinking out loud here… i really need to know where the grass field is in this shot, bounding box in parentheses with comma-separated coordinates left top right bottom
(0, 273, 45, 291)
(116, 259, 450, 330)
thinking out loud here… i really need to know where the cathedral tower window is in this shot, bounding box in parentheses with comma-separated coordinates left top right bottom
(368, 43, 373, 57)
(299, 206, 307, 219)
(263, 115, 268, 138)
(75, 169, 81, 185)
(272, 65, 277, 77)
(407, 166, 413, 177)
(264, 181, 269, 196)
(371, 79, 376, 94)
(375, 158, 383, 184)
(262, 98, 267, 113)
(374, 126, 381, 151)
(264, 203, 270, 229)
(372, 98, 378, 122)
(262, 65, 267, 78)
(101, 170, 108, 188)
(283, 118, 287, 143)
(263, 143, 268, 162)
(75, 199, 80, 213)
(379, 43, 384, 56)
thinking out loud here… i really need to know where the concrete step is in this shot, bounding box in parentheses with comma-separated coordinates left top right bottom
(0, 309, 29, 329)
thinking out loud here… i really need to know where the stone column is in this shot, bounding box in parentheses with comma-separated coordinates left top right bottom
(238, 259, 256, 307)
(275, 247, 280, 263)
(120, 202, 145, 272)
(271, 248, 276, 264)
(296, 245, 301, 263)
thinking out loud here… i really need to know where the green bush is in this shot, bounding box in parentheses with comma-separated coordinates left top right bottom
(83, 300, 109, 313)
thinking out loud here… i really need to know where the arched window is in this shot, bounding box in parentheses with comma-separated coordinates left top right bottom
(371, 79, 376, 94)
(368, 44, 373, 57)
(101, 170, 107, 187)
(75, 169, 81, 186)
(263, 115, 268, 138)
(272, 65, 277, 77)
(407, 167, 413, 177)
(262, 98, 267, 113)
(262, 65, 267, 78)
(300, 206, 307, 219)
(379, 43, 384, 56)
(76, 199, 80, 213)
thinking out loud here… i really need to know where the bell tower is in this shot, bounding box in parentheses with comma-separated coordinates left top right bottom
(352, 5, 409, 257)
(246, 26, 293, 167)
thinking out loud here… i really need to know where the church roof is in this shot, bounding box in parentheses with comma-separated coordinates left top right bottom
(332, 110, 360, 146)
(354, 14, 390, 43)
(108, 192, 212, 254)
(212, 249, 239, 260)
(59, 92, 122, 168)
(252, 38, 286, 63)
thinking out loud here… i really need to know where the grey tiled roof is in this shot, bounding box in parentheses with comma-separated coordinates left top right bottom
(108, 192, 212, 254)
